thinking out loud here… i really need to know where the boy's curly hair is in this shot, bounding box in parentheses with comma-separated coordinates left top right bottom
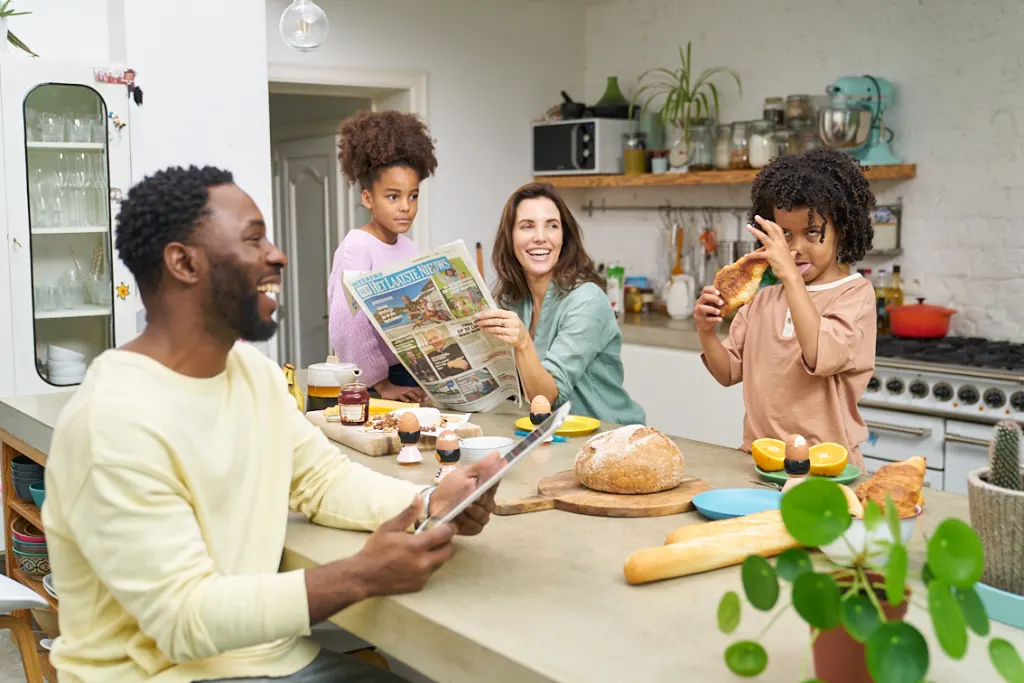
(748, 148, 875, 263)
(338, 110, 438, 189)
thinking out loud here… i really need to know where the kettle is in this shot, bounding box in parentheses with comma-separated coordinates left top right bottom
(665, 273, 695, 319)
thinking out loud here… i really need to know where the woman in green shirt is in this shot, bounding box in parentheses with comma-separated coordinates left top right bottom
(474, 183, 646, 425)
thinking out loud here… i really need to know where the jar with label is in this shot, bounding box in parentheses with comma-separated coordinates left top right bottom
(728, 121, 750, 170)
(624, 286, 644, 314)
(338, 382, 370, 425)
(686, 122, 715, 171)
(785, 95, 813, 127)
(622, 131, 647, 175)
(798, 131, 820, 154)
(713, 124, 731, 170)
(763, 97, 785, 126)
(748, 120, 777, 168)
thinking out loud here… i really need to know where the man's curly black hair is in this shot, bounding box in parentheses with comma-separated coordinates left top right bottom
(748, 148, 875, 263)
(338, 110, 438, 189)
(114, 165, 234, 295)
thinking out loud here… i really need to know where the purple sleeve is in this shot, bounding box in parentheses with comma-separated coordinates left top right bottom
(327, 239, 391, 388)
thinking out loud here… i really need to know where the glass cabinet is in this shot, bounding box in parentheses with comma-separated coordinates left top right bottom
(1, 61, 143, 396)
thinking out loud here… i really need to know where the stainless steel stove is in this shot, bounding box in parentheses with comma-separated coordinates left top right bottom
(857, 337, 1024, 496)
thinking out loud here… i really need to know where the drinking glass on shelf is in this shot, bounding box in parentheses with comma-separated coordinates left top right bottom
(59, 269, 84, 309)
(34, 285, 57, 312)
(66, 117, 91, 143)
(40, 112, 63, 142)
(90, 118, 106, 144)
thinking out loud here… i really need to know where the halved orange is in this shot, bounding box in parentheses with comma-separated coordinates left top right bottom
(752, 437, 786, 471)
(809, 442, 848, 477)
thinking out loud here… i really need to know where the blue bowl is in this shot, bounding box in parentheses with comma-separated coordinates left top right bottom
(692, 488, 783, 521)
(29, 480, 45, 508)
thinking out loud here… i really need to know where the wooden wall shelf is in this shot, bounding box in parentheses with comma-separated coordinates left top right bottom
(534, 164, 917, 189)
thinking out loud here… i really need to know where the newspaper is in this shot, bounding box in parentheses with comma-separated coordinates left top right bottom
(342, 240, 521, 412)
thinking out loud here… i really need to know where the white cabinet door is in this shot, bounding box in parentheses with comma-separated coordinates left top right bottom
(1, 61, 136, 396)
(0, 101, 13, 399)
(620, 343, 744, 448)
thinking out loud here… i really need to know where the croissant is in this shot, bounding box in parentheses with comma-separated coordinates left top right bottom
(713, 252, 769, 317)
(855, 456, 926, 518)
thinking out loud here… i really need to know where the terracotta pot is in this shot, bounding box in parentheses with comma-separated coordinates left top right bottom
(886, 298, 956, 339)
(811, 571, 911, 683)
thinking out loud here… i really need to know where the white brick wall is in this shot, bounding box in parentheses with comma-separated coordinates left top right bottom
(573, 0, 1024, 342)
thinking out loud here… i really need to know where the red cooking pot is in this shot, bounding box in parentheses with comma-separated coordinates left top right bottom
(886, 298, 956, 338)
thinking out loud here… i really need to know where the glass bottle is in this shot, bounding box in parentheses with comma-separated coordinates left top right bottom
(622, 130, 647, 175)
(887, 265, 904, 309)
(728, 121, 750, 170)
(763, 97, 785, 127)
(748, 120, 777, 168)
(686, 122, 715, 171)
(713, 124, 731, 170)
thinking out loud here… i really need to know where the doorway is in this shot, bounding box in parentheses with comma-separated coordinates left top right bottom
(267, 65, 428, 369)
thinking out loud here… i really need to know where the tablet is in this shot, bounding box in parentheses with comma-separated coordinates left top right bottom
(413, 400, 572, 534)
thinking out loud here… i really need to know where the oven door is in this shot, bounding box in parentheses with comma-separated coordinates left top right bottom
(943, 419, 998, 495)
(860, 405, 947, 470)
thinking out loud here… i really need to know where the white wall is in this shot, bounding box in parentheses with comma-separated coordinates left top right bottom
(579, 0, 1024, 342)
(265, 0, 587, 279)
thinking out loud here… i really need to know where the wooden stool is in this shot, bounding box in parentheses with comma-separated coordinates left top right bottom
(0, 574, 49, 683)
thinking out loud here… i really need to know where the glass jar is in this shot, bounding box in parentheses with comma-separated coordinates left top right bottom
(339, 382, 370, 425)
(763, 97, 785, 127)
(799, 131, 820, 154)
(624, 286, 644, 314)
(686, 123, 715, 171)
(728, 121, 751, 170)
(622, 130, 647, 175)
(772, 128, 798, 157)
(713, 124, 732, 170)
(786, 95, 813, 126)
(748, 120, 777, 168)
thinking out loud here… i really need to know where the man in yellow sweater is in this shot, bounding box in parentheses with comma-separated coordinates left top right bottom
(41, 165, 504, 683)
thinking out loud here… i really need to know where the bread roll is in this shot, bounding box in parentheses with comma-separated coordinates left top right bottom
(626, 513, 799, 585)
(574, 425, 685, 494)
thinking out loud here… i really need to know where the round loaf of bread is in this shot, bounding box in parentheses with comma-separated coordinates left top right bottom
(574, 425, 685, 494)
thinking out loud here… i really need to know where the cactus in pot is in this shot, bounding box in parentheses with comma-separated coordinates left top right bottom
(967, 420, 1024, 596)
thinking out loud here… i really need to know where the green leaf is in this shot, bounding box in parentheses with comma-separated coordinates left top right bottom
(989, 638, 1024, 683)
(793, 572, 841, 630)
(865, 622, 929, 683)
(780, 478, 851, 546)
(776, 548, 813, 582)
(886, 543, 908, 606)
(840, 593, 881, 643)
(922, 561, 935, 586)
(928, 580, 968, 659)
(927, 518, 985, 588)
(954, 586, 990, 636)
(717, 591, 741, 633)
(864, 499, 883, 530)
(724, 641, 767, 677)
(884, 493, 901, 541)
(741, 555, 779, 611)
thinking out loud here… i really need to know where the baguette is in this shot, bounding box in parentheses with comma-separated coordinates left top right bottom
(664, 509, 784, 545)
(625, 517, 800, 585)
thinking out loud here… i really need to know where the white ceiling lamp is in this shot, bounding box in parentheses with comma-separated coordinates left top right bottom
(279, 0, 330, 52)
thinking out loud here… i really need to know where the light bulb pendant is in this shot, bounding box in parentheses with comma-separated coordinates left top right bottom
(279, 0, 330, 52)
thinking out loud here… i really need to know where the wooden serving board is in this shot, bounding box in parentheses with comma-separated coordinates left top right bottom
(305, 410, 482, 457)
(494, 470, 713, 518)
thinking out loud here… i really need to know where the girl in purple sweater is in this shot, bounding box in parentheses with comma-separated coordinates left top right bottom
(327, 110, 438, 402)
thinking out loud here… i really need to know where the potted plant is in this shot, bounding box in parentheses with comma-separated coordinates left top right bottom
(715, 477, 1024, 683)
(629, 41, 740, 159)
(968, 420, 1023, 597)
(0, 1, 37, 57)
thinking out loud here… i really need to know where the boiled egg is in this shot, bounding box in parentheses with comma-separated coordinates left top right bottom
(436, 430, 459, 452)
(398, 412, 420, 433)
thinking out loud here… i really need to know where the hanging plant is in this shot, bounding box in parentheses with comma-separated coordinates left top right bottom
(630, 41, 740, 144)
(0, 0, 37, 57)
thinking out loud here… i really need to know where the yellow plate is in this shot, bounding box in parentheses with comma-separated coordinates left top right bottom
(515, 415, 600, 437)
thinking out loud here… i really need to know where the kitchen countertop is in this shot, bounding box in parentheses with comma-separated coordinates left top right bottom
(2, 388, 1019, 683)
(618, 312, 730, 352)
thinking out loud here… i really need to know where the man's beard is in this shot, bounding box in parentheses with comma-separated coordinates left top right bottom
(204, 258, 278, 342)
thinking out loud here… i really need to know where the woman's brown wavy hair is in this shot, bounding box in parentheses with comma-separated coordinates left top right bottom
(491, 182, 602, 306)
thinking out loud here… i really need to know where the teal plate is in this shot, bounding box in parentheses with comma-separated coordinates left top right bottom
(976, 581, 1024, 630)
(692, 488, 782, 521)
(754, 463, 862, 485)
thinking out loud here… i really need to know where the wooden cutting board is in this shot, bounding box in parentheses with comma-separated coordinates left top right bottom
(306, 410, 482, 457)
(494, 470, 713, 518)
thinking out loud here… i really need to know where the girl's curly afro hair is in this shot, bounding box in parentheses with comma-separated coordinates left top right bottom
(338, 110, 438, 189)
(748, 148, 875, 264)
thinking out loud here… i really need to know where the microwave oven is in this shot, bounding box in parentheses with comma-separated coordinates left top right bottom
(532, 118, 631, 175)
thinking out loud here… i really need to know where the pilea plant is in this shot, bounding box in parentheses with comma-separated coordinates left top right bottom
(715, 478, 1024, 683)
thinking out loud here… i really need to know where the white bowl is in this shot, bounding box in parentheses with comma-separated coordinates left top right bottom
(819, 505, 922, 567)
(47, 344, 85, 362)
(459, 436, 514, 463)
(47, 359, 86, 371)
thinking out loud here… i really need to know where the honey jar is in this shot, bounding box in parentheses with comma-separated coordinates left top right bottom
(338, 382, 370, 425)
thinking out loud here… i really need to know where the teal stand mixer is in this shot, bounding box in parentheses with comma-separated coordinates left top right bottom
(819, 75, 901, 166)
